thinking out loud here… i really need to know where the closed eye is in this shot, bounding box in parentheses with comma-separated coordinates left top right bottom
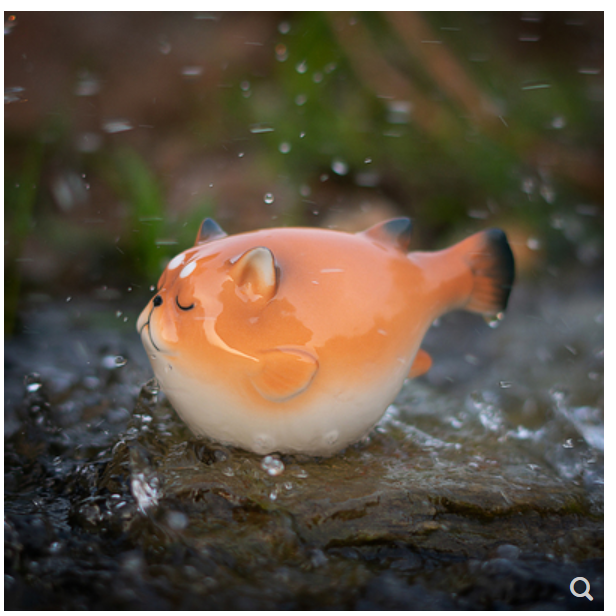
(176, 296, 195, 311)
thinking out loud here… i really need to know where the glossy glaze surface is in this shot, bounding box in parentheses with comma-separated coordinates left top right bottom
(137, 218, 513, 455)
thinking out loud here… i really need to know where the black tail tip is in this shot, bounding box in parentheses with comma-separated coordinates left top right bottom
(484, 228, 515, 311)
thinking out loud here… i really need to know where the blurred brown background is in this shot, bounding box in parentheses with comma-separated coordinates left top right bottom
(5, 11, 603, 333)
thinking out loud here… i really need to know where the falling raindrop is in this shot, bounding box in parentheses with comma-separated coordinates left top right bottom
(278, 21, 290, 34)
(562, 438, 574, 449)
(331, 159, 349, 175)
(295, 60, 308, 74)
(263, 193, 275, 204)
(313, 72, 323, 83)
(295, 94, 307, 106)
(249, 122, 275, 134)
(181, 66, 203, 78)
(275, 43, 288, 62)
(102, 119, 133, 134)
(364, 157, 372, 164)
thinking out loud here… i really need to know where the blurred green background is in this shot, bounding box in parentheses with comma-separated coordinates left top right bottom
(5, 11, 603, 334)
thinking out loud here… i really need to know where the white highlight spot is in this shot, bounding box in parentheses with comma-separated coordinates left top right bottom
(168, 253, 186, 270)
(180, 261, 197, 278)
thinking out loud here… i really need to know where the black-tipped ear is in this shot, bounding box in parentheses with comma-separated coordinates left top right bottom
(195, 218, 227, 245)
(360, 218, 413, 252)
(229, 247, 278, 303)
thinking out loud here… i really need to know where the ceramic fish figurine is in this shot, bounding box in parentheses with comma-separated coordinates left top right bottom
(137, 218, 514, 456)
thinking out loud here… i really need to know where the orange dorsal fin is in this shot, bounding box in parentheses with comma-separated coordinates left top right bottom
(195, 218, 227, 245)
(251, 347, 319, 402)
(229, 246, 279, 302)
(408, 349, 432, 379)
(360, 218, 413, 252)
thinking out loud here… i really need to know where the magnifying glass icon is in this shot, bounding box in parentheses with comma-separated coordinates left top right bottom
(570, 577, 593, 601)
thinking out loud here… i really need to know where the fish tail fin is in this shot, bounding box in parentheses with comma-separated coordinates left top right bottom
(458, 228, 515, 315)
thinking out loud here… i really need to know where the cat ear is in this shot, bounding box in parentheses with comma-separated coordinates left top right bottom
(360, 218, 413, 252)
(229, 247, 278, 302)
(195, 218, 227, 245)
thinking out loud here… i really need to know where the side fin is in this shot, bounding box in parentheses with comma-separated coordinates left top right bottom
(229, 246, 278, 302)
(408, 349, 432, 379)
(360, 218, 413, 252)
(251, 347, 319, 402)
(195, 218, 227, 245)
(462, 228, 515, 315)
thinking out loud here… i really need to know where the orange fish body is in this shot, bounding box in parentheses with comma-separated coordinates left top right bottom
(137, 218, 514, 455)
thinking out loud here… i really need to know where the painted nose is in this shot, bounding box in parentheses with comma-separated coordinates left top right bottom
(153, 295, 163, 307)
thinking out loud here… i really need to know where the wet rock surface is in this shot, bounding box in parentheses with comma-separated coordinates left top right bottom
(5, 277, 603, 609)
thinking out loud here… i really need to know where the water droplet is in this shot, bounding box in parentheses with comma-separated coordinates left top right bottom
(24, 373, 43, 393)
(540, 184, 555, 203)
(263, 192, 275, 204)
(275, 43, 288, 62)
(238, 152, 245, 158)
(551, 115, 566, 129)
(299, 184, 311, 197)
(101, 355, 127, 370)
(249, 122, 275, 134)
(386, 100, 412, 124)
(299, 131, 306, 138)
(331, 158, 348, 175)
(279, 142, 291, 154)
(181, 66, 203, 77)
(240, 80, 250, 92)
(75, 72, 101, 97)
(562, 438, 574, 449)
(261, 455, 285, 476)
(166, 510, 188, 530)
(66, 296, 72, 303)
(142, 378, 160, 396)
(527, 237, 541, 250)
(102, 119, 133, 134)
(295, 60, 308, 74)
(484, 312, 505, 328)
(5, 86, 25, 104)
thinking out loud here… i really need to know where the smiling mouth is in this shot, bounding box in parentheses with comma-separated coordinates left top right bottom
(139, 320, 163, 353)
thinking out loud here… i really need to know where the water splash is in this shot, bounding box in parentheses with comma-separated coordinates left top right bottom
(129, 445, 161, 514)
